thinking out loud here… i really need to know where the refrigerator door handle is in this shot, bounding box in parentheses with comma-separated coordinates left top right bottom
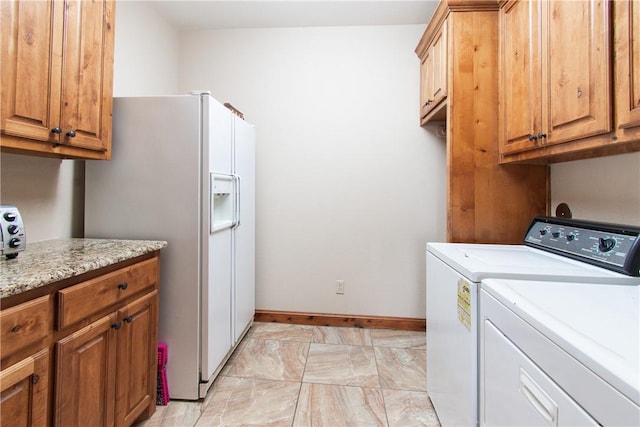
(232, 173, 241, 228)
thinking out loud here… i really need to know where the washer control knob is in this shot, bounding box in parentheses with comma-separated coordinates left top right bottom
(552, 231, 561, 238)
(566, 233, 576, 242)
(599, 238, 616, 253)
(539, 229, 547, 236)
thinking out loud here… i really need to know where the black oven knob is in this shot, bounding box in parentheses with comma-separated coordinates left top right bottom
(7, 225, 19, 234)
(598, 238, 616, 253)
(9, 238, 22, 248)
(3, 212, 16, 222)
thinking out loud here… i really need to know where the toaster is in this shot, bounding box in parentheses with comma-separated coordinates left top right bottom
(0, 204, 26, 259)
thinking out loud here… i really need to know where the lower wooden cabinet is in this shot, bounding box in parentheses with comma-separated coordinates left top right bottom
(116, 291, 158, 427)
(0, 349, 49, 427)
(55, 291, 158, 427)
(0, 253, 160, 426)
(55, 314, 118, 427)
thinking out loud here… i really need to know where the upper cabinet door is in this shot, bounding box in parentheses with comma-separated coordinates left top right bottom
(543, 0, 611, 145)
(0, 0, 114, 160)
(499, 0, 612, 158)
(59, 0, 114, 153)
(417, 17, 448, 124)
(0, 0, 63, 144)
(615, 0, 640, 131)
(499, 0, 542, 154)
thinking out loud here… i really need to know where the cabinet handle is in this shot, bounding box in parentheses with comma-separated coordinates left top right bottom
(118, 282, 128, 290)
(123, 316, 133, 323)
(111, 322, 122, 330)
(528, 134, 538, 141)
(51, 127, 62, 134)
(537, 132, 547, 139)
(66, 130, 76, 138)
(10, 324, 22, 333)
(31, 375, 40, 384)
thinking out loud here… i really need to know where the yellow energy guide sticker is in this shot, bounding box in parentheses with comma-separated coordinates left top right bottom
(457, 279, 471, 331)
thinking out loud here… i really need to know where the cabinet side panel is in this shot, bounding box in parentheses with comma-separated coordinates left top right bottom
(449, 10, 548, 243)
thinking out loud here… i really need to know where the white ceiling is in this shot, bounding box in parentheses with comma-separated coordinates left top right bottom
(148, 0, 438, 31)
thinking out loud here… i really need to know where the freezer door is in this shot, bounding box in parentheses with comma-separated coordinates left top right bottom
(232, 115, 256, 344)
(200, 225, 232, 383)
(200, 96, 234, 388)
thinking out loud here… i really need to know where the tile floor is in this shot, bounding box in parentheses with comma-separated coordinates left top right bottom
(136, 322, 441, 426)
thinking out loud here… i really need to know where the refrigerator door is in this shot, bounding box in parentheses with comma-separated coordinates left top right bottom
(232, 115, 256, 344)
(200, 96, 234, 390)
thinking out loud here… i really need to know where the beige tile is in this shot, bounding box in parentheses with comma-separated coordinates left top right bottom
(370, 329, 426, 349)
(383, 389, 441, 427)
(312, 326, 372, 346)
(195, 377, 300, 427)
(134, 400, 202, 427)
(294, 383, 387, 427)
(375, 347, 426, 391)
(303, 343, 380, 388)
(223, 338, 309, 381)
(248, 322, 315, 342)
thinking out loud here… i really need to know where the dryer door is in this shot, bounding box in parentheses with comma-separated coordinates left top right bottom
(482, 319, 598, 426)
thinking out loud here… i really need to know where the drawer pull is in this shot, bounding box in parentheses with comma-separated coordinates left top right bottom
(117, 282, 128, 290)
(123, 316, 133, 323)
(111, 322, 122, 330)
(10, 324, 22, 333)
(31, 375, 40, 384)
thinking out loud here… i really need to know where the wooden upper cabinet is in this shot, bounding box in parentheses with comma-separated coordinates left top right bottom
(0, 0, 115, 160)
(417, 17, 448, 123)
(615, 0, 640, 132)
(499, 0, 612, 159)
(415, 1, 549, 244)
(499, 0, 541, 153)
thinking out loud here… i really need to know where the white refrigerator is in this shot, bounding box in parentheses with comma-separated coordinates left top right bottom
(85, 93, 255, 400)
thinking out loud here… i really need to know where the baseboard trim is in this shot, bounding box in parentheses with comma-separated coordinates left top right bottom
(254, 310, 426, 331)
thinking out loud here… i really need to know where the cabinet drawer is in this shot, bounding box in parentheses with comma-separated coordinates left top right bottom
(1, 295, 49, 360)
(58, 258, 159, 329)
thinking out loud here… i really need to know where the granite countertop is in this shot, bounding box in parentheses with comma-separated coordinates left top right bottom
(0, 238, 168, 299)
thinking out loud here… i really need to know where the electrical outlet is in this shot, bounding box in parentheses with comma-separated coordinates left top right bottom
(336, 280, 345, 295)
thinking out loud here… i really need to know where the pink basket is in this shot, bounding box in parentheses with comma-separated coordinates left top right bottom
(156, 343, 169, 405)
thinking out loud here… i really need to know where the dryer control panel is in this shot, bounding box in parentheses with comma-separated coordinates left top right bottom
(524, 216, 640, 277)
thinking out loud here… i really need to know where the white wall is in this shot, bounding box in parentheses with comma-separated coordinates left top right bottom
(178, 25, 447, 318)
(551, 152, 640, 225)
(0, 1, 180, 243)
(0, 155, 83, 240)
(112, 0, 180, 96)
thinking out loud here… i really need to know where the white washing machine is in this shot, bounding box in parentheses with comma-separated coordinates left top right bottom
(480, 278, 639, 426)
(425, 216, 640, 427)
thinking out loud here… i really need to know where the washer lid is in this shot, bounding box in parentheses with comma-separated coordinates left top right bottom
(482, 278, 640, 406)
(427, 242, 639, 284)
